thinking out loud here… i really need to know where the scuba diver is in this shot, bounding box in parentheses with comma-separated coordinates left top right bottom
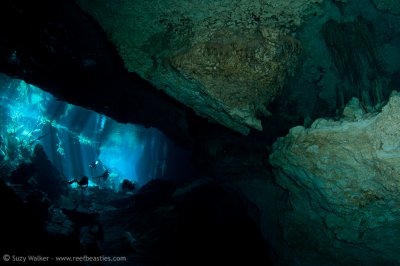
(96, 169, 109, 182)
(121, 179, 136, 192)
(88, 159, 110, 183)
(89, 160, 100, 177)
(66, 176, 89, 189)
(63, 160, 111, 190)
(89, 160, 99, 169)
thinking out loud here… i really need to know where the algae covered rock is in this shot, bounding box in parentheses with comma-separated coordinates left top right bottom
(269, 92, 400, 264)
(75, 0, 323, 134)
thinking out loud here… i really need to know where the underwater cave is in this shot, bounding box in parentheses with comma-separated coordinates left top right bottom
(0, 75, 192, 189)
(1, 0, 400, 265)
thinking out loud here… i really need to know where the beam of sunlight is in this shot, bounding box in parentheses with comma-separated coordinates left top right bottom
(0, 76, 189, 190)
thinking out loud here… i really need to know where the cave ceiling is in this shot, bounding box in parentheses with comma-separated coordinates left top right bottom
(0, 0, 325, 141)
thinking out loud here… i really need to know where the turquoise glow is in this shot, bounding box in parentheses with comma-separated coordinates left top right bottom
(99, 124, 145, 183)
(0, 77, 182, 190)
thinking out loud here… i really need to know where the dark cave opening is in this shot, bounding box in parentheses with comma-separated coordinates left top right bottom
(0, 73, 274, 265)
(0, 0, 275, 262)
(0, 74, 194, 188)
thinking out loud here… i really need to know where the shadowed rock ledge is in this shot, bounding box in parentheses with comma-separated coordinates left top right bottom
(75, 0, 321, 134)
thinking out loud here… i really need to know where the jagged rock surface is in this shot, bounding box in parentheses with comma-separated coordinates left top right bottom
(270, 93, 400, 265)
(74, 0, 323, 134)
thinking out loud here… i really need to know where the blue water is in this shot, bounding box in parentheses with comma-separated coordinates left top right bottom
(0, 76, 190, 190)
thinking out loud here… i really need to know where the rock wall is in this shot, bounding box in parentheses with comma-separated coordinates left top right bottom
(269, 92, 400, 264)
(75, 0, 323, 134)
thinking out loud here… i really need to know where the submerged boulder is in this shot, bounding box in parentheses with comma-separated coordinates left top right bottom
(74, 0, 322, 134)
(270, 92, 400, 264)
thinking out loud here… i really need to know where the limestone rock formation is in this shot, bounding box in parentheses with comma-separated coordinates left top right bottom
(270, 92, 400, 264)
(74, 0, 322, 134)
